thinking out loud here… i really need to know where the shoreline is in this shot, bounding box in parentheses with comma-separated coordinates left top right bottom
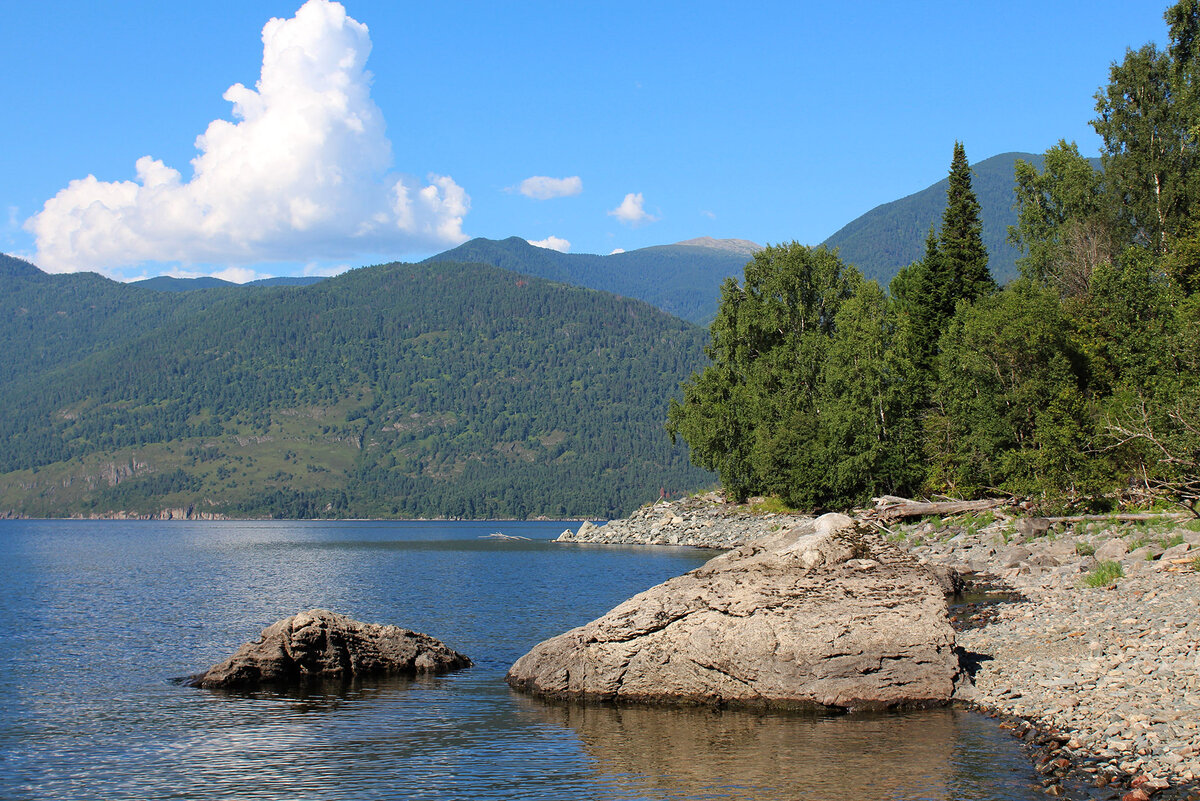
(557, 495, 1200, 800)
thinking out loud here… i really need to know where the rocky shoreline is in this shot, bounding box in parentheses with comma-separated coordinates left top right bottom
(557, 491, 811, 548)
(557, 495, 1200, 799)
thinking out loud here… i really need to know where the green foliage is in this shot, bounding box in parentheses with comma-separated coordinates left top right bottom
(668, 243, 928, 509)
(940, 142, 997, 301)
(929, 280, 1092, 495)
(1084, 560, 1125, 587)
(1009, 140, 1116, 297)
(0, 259, 714, 519)
(1076, 541, 1097, 556)
(667, 243, 855, 503)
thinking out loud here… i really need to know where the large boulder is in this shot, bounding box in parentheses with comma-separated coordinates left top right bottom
(187, 609, 471, 689)
(507, 514, 961, 711)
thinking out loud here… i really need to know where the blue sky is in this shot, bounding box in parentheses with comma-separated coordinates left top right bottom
(0, 0, 1172, 281)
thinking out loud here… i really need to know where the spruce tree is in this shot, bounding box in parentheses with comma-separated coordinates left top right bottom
(940, 141, 996, 302)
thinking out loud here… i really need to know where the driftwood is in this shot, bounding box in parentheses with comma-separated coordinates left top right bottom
(870, 496, 1009, 521)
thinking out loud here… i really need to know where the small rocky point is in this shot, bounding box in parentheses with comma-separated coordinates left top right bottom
(511, 513, 962, 710)
(186, 609, 471, 689)
(558, 490, 811, 549)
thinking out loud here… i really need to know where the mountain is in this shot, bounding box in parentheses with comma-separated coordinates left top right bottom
(427, 237, 758, 324)
(132, 276, 238, 291)
(822, 151, 1071, 287)
(0, 258, 713, 519)
(131, 275, 327, 291)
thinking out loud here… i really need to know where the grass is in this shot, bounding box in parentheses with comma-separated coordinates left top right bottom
(747, 496, 796, 516)
(1185, 519, 1200, 532)
(1075, 541, 1096, 556)
(1192, 556, 1200, 572)
(1083, 560, 1124, 588)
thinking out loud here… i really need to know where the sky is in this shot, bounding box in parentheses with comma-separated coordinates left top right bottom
(0, 0, 1174, 282)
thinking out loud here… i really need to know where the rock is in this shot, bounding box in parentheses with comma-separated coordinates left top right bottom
(186, 609, 471, 689)
(1095, 538, 1130, 562)
(997, 546, 1032, 568)
(1161, 543, 1192, 561)
(927, 564, 966, 595)
(1015, 518, 1052, 539)
(507, 513, 961, 711)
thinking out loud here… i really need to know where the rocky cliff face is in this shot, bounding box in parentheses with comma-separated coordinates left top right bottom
(557, 492, 811, 549)
(512, 514, 962, 711)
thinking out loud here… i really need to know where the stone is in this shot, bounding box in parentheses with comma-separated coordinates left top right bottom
(997, 546, 1032, 568)
(1161, 543, 1192, 561)
(1095, 538, 1130, 562)
(186, 609, 471, 689)
(1015, 517, 1052, 539)
(507, 514, 961, 711)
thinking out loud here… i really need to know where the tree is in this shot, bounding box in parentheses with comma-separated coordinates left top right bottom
(1009, 140, 1116, 298)
(1093, 42, 1197, 254)
(667, 244, 856, 503)
(816, 276, 924, 506)
(940, 141, 997, 302)
(895, 144, 996, 379)
(928, 280, 1089, 496)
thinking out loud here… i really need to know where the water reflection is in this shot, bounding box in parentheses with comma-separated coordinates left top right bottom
(519, 699, 1041, 801)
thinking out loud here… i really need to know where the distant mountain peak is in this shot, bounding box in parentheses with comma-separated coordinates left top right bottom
(673, 237, 762, 256)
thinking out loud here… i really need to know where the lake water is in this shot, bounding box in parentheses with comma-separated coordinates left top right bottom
(0, 520, 1047, 800)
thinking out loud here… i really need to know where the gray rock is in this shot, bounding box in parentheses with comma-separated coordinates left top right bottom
(1094, 538, 1129, 562)
(508, 514, 960, 711)
(1015, 518, 1051, 539)
(1161, 542, 1192, 561)
(187, 609, 471, 689)
(997, 546, 1032, 568)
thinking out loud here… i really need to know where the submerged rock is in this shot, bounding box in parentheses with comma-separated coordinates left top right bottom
(508, 514, 961, 711)
(187, 609, 471, 689)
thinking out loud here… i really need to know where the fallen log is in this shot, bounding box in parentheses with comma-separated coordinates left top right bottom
(870, 496, 1009, 521)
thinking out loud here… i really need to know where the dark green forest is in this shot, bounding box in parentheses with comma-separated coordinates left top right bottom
(0, 257, 712, 518)
(668, 1, 1200, 516)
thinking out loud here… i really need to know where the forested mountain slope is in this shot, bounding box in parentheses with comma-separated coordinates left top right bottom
(0, 258, 712, 519)
(820, 152, 1098, 286)
(428, 237, 755, 324)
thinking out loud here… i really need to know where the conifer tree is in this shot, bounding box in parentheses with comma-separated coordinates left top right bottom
(940, 141, 997, 302)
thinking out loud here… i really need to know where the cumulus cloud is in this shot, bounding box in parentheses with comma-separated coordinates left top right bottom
(516, 176, 582, 200)
(527, 235, 570, 252)
(608, 192, 656, 226)
(26, 0, 469, 276)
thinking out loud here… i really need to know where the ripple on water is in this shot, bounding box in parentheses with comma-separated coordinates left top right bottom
(0, 520, 1046, 800)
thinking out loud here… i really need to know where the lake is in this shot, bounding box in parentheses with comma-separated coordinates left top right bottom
(0, 520, 1046, 800)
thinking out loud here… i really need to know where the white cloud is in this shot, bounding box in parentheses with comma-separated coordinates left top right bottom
(527, 235, 570, 253)
(516, 176, 582, 200)
(700, 209, 716, 219)
(608, 192, 657, 226)
(25, 0, 469, 277)
(609, 248, 625, 255)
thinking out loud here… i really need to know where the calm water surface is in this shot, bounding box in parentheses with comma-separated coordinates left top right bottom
(0, 520, 1045, 800)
